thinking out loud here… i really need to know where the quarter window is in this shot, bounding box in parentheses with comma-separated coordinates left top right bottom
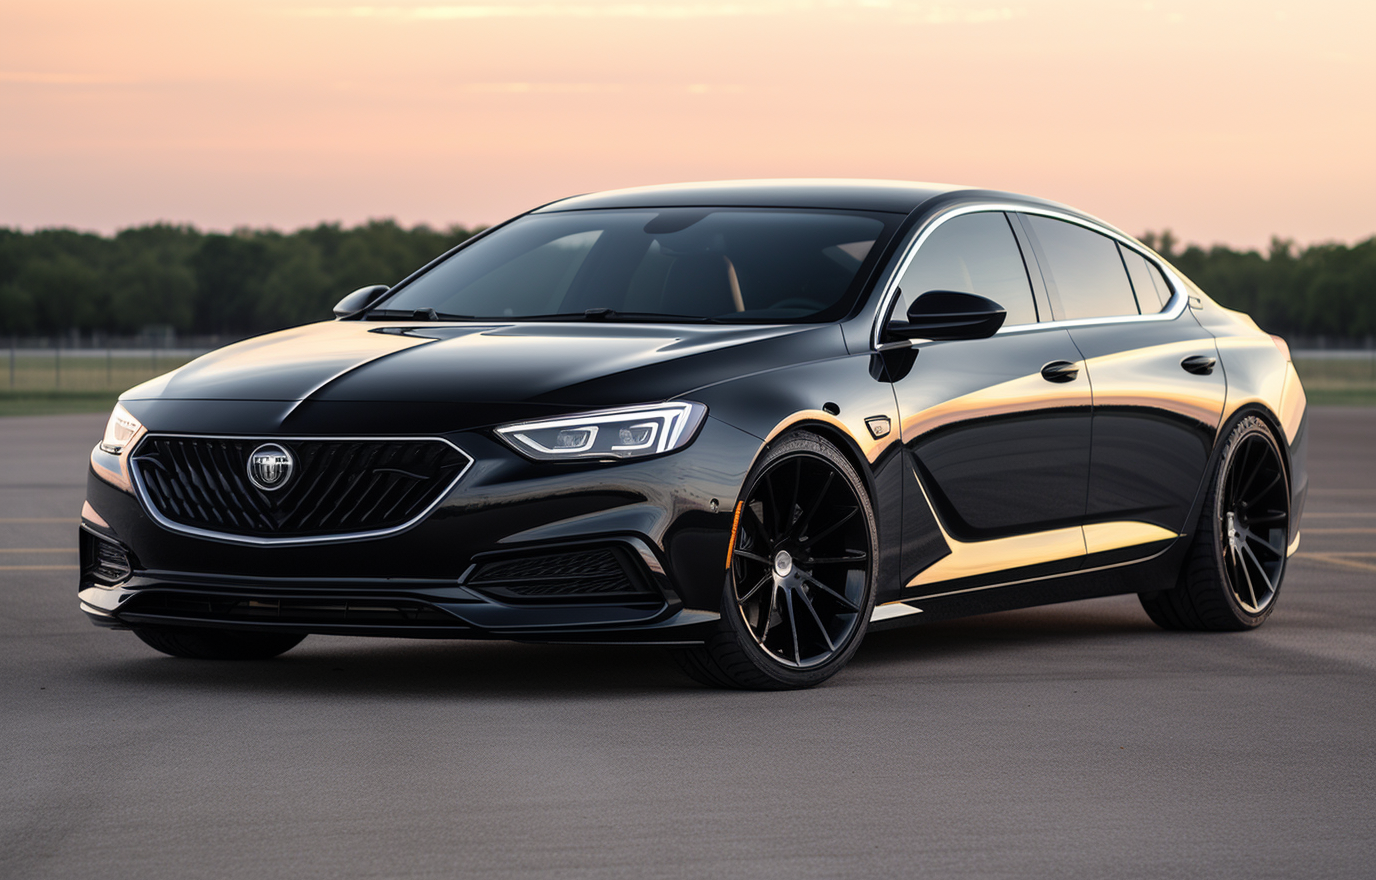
(1023, 215, 1139, 320)
(1120, 246, 1172, 311)
(895, 212, 1038, 326)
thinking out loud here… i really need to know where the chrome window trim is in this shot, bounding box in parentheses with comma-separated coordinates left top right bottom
(869, 202, 1187, 349)
(129, 434, 474, 547)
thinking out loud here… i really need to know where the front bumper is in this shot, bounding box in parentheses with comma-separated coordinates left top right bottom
(79, 531, 720, 643)
(79, 581, 721, 645)
(79, 416, 759, 643)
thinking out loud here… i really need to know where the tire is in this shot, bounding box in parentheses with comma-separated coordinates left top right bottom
(1139, 414, 1290, 631)
(672, 432, 878, 689)
(132, 625, 306, 660)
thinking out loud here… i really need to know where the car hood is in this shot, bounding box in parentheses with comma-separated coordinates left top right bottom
(121, 320, 845, 433)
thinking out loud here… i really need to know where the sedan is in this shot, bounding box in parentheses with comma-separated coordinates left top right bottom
(79, 180, 1308, 688)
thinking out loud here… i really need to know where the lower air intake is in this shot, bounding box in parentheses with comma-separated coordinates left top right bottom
(121, 591, 458, 627)
(466, 545, 657, 603)
(81, 531, 133, 585)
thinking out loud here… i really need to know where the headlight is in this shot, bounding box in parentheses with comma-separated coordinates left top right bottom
(99, 403, 142, 454)
(496, 402, 707, 461)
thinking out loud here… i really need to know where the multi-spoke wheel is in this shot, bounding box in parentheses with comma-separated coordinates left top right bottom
(1140, 415, 1291, 630)
(673, 432, 877, 689)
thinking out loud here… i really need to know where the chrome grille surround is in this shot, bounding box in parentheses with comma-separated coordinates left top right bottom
(129, 434, 473, 546)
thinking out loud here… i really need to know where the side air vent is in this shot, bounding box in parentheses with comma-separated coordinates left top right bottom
(466, 545, 658, 603)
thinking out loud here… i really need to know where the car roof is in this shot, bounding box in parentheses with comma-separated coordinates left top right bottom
(528, 178, 1122, 240)
(534, 179, 973, 214)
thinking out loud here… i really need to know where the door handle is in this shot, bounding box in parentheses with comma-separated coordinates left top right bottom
(1181, 355, 1217, 375)
(1040, 361, 1079, 383)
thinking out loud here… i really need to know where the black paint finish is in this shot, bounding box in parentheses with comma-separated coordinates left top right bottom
(77, 180, 1305, 665)
(1069, 315, 1226, 532)
(894, 329, 1092, 543)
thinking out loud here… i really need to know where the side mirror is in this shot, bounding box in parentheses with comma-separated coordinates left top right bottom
(886, 290, 1007, 342)
(333, 284, 390, 319)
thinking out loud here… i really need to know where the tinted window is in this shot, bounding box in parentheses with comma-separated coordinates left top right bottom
(1119, 246, 1172, 312)
(896, 212, 1037, 326)
(1023, 215, 1139, 320)
(1145, 261, 1172, 308)
(383, 208, 894, 322)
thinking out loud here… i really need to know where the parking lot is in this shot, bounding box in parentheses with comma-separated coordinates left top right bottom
(2, 408, 1373, 879)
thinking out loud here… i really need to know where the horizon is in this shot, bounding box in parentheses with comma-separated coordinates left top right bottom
(3, 0, 1373, 251)
(3, 208, 1368, 256)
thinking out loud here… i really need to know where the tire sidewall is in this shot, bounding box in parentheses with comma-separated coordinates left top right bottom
(1207, 414, 1289, 627)
(720, 431, 879, 687)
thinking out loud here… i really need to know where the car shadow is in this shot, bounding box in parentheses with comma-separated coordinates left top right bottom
(85, 596, 1164, 698)
(858, 595, 1162, 666)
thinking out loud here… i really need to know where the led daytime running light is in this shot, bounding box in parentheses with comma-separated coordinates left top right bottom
(496, 403, 706, 461)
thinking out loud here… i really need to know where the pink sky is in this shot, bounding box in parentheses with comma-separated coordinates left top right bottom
(2, 0, 1372, 249)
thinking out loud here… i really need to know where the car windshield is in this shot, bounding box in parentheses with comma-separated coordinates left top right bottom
(376, 208, 897, 322)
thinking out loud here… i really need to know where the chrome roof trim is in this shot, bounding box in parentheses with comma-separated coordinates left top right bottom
(868, 202, 1188, 350)
(129, 434, 474, 547)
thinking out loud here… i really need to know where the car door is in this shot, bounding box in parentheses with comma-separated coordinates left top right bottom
(1016, 214, 1226, 558)
(882, 210, 1094, 595)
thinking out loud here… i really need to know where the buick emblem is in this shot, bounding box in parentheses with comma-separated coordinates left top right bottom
(247, 443, 294, 492)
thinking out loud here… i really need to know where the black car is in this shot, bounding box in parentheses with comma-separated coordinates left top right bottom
(80, 180, 1308, 689)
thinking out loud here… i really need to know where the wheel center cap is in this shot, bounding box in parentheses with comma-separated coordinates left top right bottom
(773, 550, 794, 578)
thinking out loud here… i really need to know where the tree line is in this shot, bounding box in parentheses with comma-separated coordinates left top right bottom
(1141, 231, 1376, 342)
(0, 221, 1371, 341)
(0, 221, 476, 338)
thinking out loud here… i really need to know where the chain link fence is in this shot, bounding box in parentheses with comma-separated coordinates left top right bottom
(4, 334, 1374, 403)
(4, 335, 232, 393)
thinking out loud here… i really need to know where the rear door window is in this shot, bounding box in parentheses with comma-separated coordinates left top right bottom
(1021, 215, 1140, 320)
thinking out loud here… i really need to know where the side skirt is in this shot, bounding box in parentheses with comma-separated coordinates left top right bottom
(880, 538, 1190, 627)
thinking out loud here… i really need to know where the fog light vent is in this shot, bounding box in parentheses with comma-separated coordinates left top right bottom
(86, 534, 132, 584)
(467, 546, 655, 603)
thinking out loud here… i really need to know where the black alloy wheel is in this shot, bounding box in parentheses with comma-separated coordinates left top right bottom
(673, 432, 877, 689)
(1140, 415, 1291, 630)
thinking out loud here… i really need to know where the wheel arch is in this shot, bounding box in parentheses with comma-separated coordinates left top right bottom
(752, 412, 881, 507)
(1178, 401, 1293, 550)
(747, 413, 907, 604)
(1218, 402, 1293, 489)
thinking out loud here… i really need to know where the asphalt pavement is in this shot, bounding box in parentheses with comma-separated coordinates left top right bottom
(1, 408, 1373, 879)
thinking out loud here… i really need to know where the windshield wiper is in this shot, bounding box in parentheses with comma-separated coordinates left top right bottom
(365, 307, 718, 323)
(363, 308, 477, 321)
(510, 308, 717, 323)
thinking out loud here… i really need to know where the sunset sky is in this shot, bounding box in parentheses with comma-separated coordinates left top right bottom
(2, 0, 1372, 249)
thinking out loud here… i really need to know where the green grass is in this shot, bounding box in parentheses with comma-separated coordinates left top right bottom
(1292, 356, 1376, 406)
(1, 353, 193, 393)
(0, 352, 194, 415)
(0, 391, 122, 417)
(1299, 387, 1376, 406)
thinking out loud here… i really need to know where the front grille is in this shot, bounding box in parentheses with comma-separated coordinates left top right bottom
(131, 436, 471, 539)
(466, 546, 656, 603)
(121, 591, 458, 627)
